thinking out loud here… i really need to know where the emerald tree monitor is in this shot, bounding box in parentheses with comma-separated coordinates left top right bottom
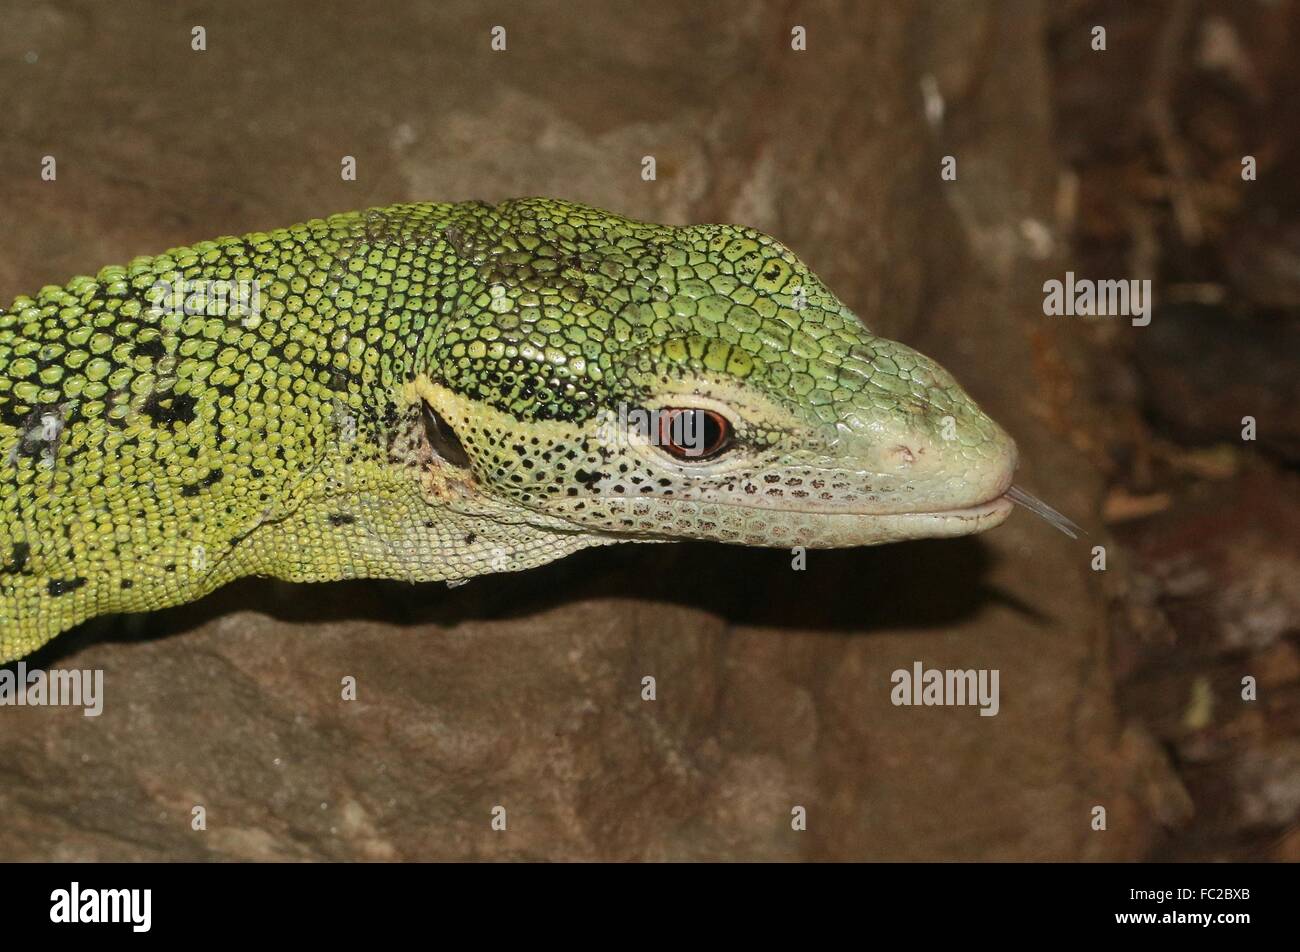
(0, 199, 1074, 662)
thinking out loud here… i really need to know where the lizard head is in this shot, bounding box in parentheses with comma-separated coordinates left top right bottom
(409, 198, 1017, 548)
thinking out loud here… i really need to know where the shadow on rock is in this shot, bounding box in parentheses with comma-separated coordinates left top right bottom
(16, 535, 1051, 669)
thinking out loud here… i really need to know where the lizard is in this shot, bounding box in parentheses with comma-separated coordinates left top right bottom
(0, 198, 1071, 663)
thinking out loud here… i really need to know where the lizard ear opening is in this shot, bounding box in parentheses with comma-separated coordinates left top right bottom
(421, 400, 471, 468)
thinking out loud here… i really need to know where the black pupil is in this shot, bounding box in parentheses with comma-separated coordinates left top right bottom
(698, 411, 724, 454)
(664, 409, 729, 459)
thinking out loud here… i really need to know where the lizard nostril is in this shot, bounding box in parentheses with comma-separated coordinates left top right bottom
(892, 445, 916, 465)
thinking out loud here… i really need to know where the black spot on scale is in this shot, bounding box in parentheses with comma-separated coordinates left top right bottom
(142, 390, 197, 427)
(0, 398, 29, 429)
(2, 542, 31, 575)
(327, 513, 356, 526)
(47, 576, 87, 597)
(134, 337, 167, 360)
(180, 468, 225, 497)
(574, 469, 606, 490)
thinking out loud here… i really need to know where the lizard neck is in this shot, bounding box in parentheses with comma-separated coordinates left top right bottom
(0, 202, 470, 657)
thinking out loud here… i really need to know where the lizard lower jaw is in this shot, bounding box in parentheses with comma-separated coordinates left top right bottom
(884, 492, 1015, 526)
(799, 492, 1014, 545)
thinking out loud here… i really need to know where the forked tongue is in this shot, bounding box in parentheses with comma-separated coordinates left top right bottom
(1006, 485, 1082, 539)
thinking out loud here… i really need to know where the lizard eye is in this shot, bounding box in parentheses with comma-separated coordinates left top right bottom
(657, 408, 734, 461)
(422, 400, 471, 468)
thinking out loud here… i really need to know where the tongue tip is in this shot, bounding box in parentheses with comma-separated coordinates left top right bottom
(1005, 484, 1084, 539)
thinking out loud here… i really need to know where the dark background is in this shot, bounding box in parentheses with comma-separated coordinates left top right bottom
(0, 0, 1295, 860)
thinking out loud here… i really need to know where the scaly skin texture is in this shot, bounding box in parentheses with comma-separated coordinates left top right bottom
(0, 199, 1017, 661)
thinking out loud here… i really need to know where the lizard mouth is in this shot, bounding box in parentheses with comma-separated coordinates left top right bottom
(903, 493, 1015, 521)
(888, 485, 1080, 537)
(575, 489, 1021, 546)
(849, 493, 1015, 539)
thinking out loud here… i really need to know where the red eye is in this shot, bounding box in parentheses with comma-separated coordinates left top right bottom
(657, 408, 734, 461)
